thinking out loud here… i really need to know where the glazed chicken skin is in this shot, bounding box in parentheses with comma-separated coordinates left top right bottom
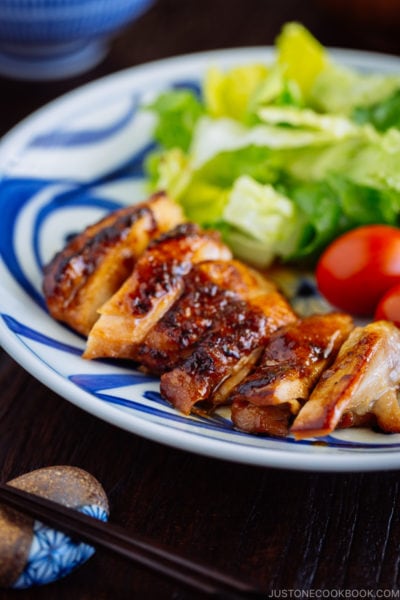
(160, 287, 296, 414)
(230, 313, 354, 437)
(135, 260, 278, 374)
(83, 223, 232, 360)
(291, 320, 400, 439)
(43, 193, 184, 336)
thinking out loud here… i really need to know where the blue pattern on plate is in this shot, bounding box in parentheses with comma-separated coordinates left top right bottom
(12, 504, 108, 589)
(32, 192, 123, 272)
(30, 95, 139, 149)
(0, 110, 156, 300)
(2, 314, 84, 355)
(0, 178, 51, 306)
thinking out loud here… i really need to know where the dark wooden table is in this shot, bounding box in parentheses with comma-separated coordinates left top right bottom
(1, 1, 400, 598)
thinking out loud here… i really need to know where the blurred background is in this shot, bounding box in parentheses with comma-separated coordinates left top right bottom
(1, 0, 400, 136)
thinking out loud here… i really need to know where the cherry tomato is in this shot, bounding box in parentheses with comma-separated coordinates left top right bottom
(316, 225, 400, 316)
(375, 284, 400, 327)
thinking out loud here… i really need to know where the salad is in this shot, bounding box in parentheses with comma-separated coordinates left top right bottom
(145, 23, 400, 269)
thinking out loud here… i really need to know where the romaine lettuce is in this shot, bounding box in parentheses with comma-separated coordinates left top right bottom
(276, 22, 327, 97)
(352, 89, 400, 132)
(310, 63, 400, 116)
(223, 175, 300, 266)
(144, 22, 400, 267)
(147, 89, 204, 151)
(204, 63, 268, 122)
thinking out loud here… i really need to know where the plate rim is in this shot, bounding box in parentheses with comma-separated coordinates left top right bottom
(1, 44, 400, 157)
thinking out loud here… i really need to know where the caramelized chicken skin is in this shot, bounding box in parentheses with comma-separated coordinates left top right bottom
(83, 223, 232, 360)
(134, 260, 278, 374)
(43, 193, 184, 336)
(230, 313, 354, 436)
(160, 287, 296, 414)
(291, 320, 400, 439)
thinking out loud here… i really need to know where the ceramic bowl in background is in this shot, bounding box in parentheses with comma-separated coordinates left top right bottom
(0, 0, 155, 81)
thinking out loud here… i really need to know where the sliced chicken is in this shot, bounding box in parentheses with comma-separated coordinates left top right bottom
(83, 223, 232, 360)
(160, 289, 296, 415)
(230, 313, 353, 436)
(44, 192, 400, 442)
(43, 193, 184, 336)
(231, 401, 293, 438)
(211, 291, 297, 406)
(291, 320, 400, 439)
(135, 260, 277, 374)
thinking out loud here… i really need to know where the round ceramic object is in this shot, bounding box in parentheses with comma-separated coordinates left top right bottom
(0, 0, 154, 80)
(0, 466, 109, 588)
(1, 48, 400, 472)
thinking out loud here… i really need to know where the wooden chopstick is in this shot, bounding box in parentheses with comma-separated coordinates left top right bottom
(0, 483, 263, 599)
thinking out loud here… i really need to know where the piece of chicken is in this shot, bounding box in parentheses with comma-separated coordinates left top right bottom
(135, 259, 278, 374)
(231, 401, 293, 438)
(230, 313, 353, 436)
(83, 223, 232, 360)
(211, 290, 297, 406)
(160, 288, 296, 415)
(291, 320, 400, 439)
(43, 193, 184, 336)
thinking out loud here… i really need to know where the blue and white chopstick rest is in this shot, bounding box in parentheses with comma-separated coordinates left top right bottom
(0, 466, 109, 588)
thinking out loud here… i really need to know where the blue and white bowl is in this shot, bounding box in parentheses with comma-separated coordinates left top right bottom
(0, 0, 155, 81)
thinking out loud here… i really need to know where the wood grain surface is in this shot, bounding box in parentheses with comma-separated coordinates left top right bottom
(1, 1, 400, 598)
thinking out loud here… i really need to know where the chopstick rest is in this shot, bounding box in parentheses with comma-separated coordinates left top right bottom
(0, 465, 109, 589)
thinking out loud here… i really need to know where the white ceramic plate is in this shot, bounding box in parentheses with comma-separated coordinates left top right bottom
(1, 47, 400, 472)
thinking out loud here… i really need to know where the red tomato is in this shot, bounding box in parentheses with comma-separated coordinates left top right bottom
(375, 284, 400, 327)
(316, 225, 400, 316)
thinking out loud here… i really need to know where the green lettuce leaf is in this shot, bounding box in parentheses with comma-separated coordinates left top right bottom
(176, 147, 278, 225)
(204, 63, 269, 122)
(328, 174, 400, 226)
(310, 63, 400, 116)
(145, 148, 192, 200)
(276, 22, 327, 97)
(190, 116, 363, 169)
(275, 129, 400, 193)
(284, 179, 342, 260)
(257, 105, 374, 141)
(223, 175, 300, 267)
(352, 89, 400, 132)
(146, 89, 204, 151)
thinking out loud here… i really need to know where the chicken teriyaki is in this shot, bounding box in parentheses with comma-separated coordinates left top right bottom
(43, 196, 400, 441)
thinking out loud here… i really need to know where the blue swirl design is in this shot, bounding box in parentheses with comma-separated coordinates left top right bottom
(0, 178, 50, 307)
(12, 504, 108, 589)
(0, 147, 155, 303)
(173, 80, 202, 98)
(70, 374, 236, 432)
(32, 192, 123, 272)
(27, 80, 200, 150)
(2, 314, 83, 355)
(29, 94, 139, 149)
(5, 77, 194, 159)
